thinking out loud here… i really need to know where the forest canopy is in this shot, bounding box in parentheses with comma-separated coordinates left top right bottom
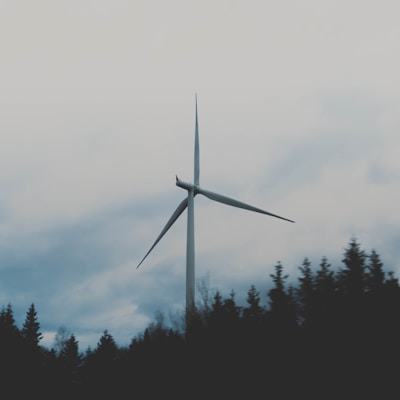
(1, 237, 399, 398)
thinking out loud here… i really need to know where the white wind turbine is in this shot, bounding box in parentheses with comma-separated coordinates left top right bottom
(137, 96, 294, 317)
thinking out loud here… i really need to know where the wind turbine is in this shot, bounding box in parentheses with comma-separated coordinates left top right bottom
(137, 95, 294, 318)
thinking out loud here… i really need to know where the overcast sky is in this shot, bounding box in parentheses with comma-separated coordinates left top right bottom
(1, 0, 399, 350)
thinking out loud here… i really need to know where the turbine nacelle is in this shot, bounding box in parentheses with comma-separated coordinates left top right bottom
(176, 175, 199, 193)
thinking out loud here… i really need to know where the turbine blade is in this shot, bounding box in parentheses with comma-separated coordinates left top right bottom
(194, 94, 200, 186)
(198, 188, 295, 223)
(137, 197, 189, 269)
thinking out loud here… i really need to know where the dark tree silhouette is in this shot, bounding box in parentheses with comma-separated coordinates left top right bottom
(296, 257, 315, 327)
(268, 261, 297, 331)
(0, 303, 23, 391)
(243, 284, 264, 319)
(19, 304, 48, 396)
(338, 236, 367, 296)
(366, 249, 386, 292)
(0, 238, 399, 399)
(21, 303, 43, 348)
(59, 334, 82, 390)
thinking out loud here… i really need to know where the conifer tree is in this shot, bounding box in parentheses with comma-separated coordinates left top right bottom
(81, 330, 120, 395)
(366, 250, 385, 293)
(0, 303, 23, 389)
(268, 261, 290, 317)
(95, 329, 118, 363)
(338, 237, 367, 296)
(336, 238, 370, 346)
(207, 290, 224, 333)
(209, 290, 241, 353)
(60, 333, 82, 370)
(265, 262, 300, 397)
(267, 261, 298, 346)
(208, 289, 241, 332)
(0, 303, 20, 342)
(243, 285, 264, 320)
(296, 257, 315, 327)
(222, 289, 242, 329)
(313, 256, 336, 331)
(315, 256, 335, 298)
(59, 333, 82, 390)
(19, 303, 45, 394)
(211, 290, 223, 315)
(241, 285, 266, 360)
(21, 303, 42, 348)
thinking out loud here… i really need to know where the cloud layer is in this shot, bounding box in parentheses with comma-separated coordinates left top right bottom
(1, 0, 399, 350)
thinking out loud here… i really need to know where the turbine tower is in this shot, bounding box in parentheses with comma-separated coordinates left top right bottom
(137, 95, 294, 318)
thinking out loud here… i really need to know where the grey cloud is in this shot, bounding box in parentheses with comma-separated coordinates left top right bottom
(367, 162, 399, 185)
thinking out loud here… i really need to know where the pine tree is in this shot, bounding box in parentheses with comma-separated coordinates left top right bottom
(241, 285, 266, 365)
(336, 239, 369, 345)
(266, 262, 300, 397)
(81, 330, 120, 395)
(59, 333, 82, 391)
(296, 257, 315, 327)
(60, 334, 82, 370)
(0, 303, 20, 342)
(242, 285, 264, 320)
(268, 261, 290, 318)
(338, 237, 367, 296)
(313, 256, 336, 331)
(21, 303, 42, 348)
(207, 290, 224, 333)
(0, 303, 23, 389)
(366, 250, 385, 293)
(211, 290, 223, 315)
(267, 261, 298, 353)
(19, 303, 45, 395)
(210, 289, 241, 360)
(95, 329, 118, 363)
(208, 289, 241, 333)
(315, 256, 335, 298)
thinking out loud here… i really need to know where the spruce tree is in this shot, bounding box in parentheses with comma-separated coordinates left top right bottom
(243, 285, 264, 320)
(21, 303, 42, 348)
(60, 334, 82, 370)
(268, 261, 292, 321)
(296, 257, 315, 327)
(19, 303, 45, 395)
(313, 256, 336, 331)
(94, 329, 118, 364)
(266, 262, 300, 397)
(0, 303, 23, 389)
(315, 256, 335, 300)
(366, 250, 385, 293)
(241, 285, 266, 365)
(0, 303, 20, 342)
(338, 237, 367, 296)
(267, 261, 298, 343)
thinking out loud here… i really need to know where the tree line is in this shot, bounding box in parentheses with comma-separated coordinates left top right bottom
(1, 237, 399, 398)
